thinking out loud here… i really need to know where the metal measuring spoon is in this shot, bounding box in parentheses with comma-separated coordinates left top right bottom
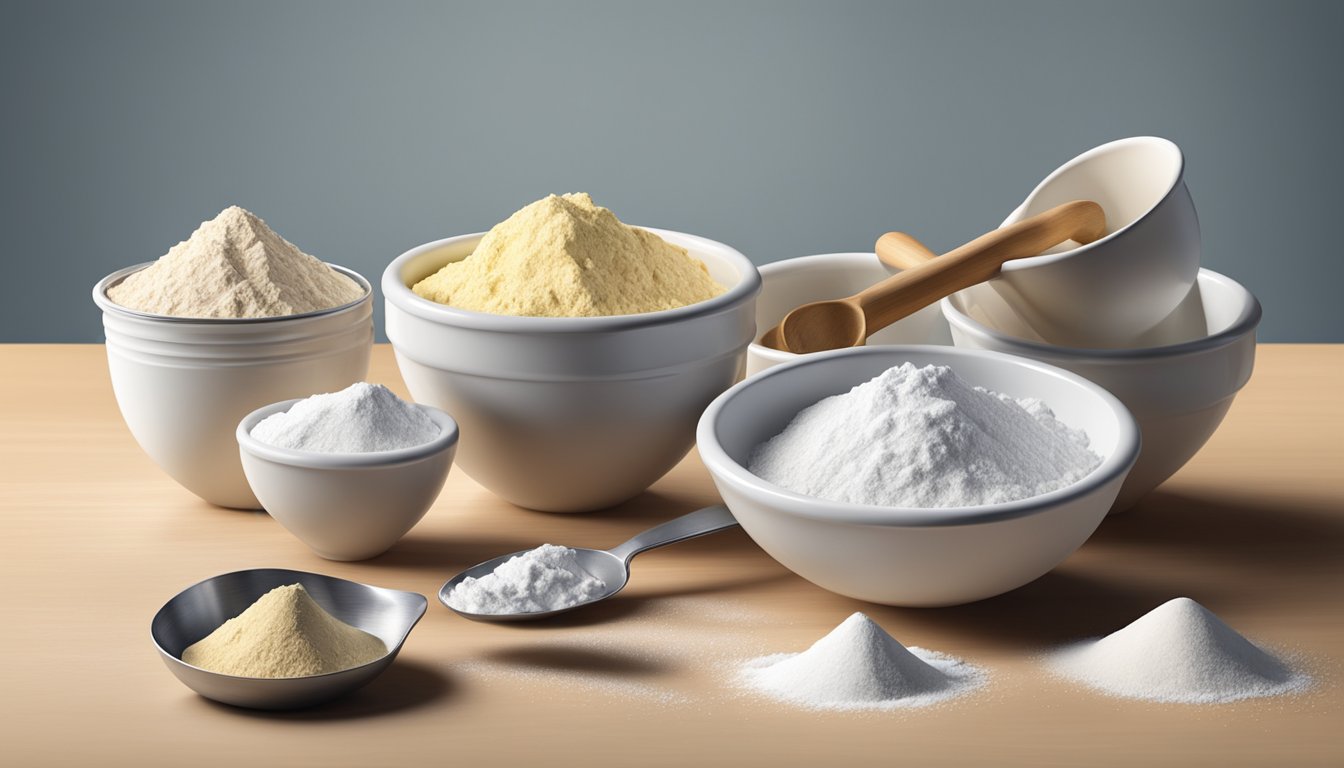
(438, 505, 739, 622)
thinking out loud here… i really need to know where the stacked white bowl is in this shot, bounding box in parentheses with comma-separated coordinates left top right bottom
(940, 137, 1261, 511)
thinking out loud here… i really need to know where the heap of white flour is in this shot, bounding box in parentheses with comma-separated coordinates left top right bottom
(748, 362, 1101, 508)
(108, 205, 364, 318)
(739, 613, 985, 710)
(251, 383, 440, 454)
(1048, 597, 1308, 703)
(445, 544, 607, 615)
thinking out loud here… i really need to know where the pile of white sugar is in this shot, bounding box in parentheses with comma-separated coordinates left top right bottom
(1048, 597, 1308, 703)
(251, 383, 440, 454)
(738, 613, 985, 711)
(108, 205, 364, 318)
(445, 544, 607, 615)
(749, 362, 1101, 508)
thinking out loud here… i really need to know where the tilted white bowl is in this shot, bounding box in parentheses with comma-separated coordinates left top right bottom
(383, 229, 760, 513)
(237, 399, 459, 561)
(746, 252, 952, 377)
(942, 268, 1260, 512)
(93, 264, 374, 509)
(697, 345, 1139, 607)
(991, 136, 1202, 347)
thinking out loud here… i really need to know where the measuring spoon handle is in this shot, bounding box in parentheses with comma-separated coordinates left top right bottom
(607, 505, 739, 564)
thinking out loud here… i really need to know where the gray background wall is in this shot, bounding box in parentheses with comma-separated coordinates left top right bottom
(3, 0, 1341, 342)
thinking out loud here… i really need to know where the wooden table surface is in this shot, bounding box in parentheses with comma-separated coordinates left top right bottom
(2, 344, 1341, 767)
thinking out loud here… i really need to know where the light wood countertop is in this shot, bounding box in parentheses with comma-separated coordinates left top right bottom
(2, 344, 1340, 767)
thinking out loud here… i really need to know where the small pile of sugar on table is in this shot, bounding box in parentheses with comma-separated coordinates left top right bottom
(738, 612, 985, 710)
(1048, 597, 1309, 703)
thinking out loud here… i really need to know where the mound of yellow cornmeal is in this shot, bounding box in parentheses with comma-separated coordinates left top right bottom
(412, 193, 726, 317)
(181, 584, 386, 678)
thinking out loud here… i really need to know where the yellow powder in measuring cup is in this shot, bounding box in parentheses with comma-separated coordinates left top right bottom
(412, 193, 726, 317)
(181, 584, 385, 678)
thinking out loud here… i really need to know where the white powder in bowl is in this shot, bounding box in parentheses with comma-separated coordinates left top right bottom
(739, 613, 985, 711)
(445, 544, 608, 615)
(251, 383, 440, 454)
(1047, 597, 1309, 703)
(748, 362, 1101, 508)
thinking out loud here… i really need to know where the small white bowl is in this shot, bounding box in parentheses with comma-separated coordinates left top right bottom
(992, 136, 1202, 347)
(942, 268, 1260, 512)
(382, 228, 760, 513)
(237, 400, 459, 561)
(697, 346, 1139, 607)
(746, 252, 952, 376)
(93, 264, 374, 509)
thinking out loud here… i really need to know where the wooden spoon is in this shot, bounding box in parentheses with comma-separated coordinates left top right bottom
(758, 234, 941, 351)
(764, 200, 1105, 354)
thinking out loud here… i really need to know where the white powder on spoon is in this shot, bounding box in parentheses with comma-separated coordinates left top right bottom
(748, 362, 1101, 508)
(445, 544, 608, 615)
(739, 612, 985, 710)
(1048, 597, 1308, 703)
(251, 382, 440, 454)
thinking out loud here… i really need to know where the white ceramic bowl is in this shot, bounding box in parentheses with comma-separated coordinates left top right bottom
(942, 268, 1260, 512)
(382, 229, 760, 513)
(237, 400, 459, 561)
(93, 265, 374, 509)
(697, 346, 1139, 607)
(746, 252, 952, 376)
(991, 136, 1201, 347)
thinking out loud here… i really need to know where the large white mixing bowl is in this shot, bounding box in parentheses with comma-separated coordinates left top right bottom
(383, 229, 760, 513)
(698, 346, 1139, 607)
(93, 264, 373, 509)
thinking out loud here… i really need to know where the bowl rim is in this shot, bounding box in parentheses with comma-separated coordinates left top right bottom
(150, 567, 428, 683)
(940, 268, 1262, 360)
(93, 263, 373, 324)
(697, 345, 1140, 527)
(998, 136, 1186, 273)
(237, 398, 460, 468)
(381, 227, 761, 333)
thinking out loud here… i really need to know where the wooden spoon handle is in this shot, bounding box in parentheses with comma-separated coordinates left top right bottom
(856, 200, 1105, 333)
(875, 232, 939, 269)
